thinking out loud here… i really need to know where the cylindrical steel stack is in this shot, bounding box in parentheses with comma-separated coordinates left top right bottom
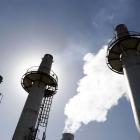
(107, 24, 140, 134)
(61, 133, 74, 140)
(12, 54, 58, 140)
(0, 75, 3, 103)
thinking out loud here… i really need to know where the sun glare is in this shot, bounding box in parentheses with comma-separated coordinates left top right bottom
(10, 52, 42, 99)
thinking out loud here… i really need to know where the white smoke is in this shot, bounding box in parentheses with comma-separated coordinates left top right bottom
(64, 46, 127, 134)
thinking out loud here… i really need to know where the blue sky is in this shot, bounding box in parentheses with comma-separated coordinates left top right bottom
(0, 0, 140, 140)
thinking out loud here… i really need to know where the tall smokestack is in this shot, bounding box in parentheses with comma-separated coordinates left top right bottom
(107, 24, 140, 135)
(12, 54, 58, 140)
(61, 133, 74, 140)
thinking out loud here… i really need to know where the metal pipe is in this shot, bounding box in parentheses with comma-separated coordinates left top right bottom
(12, 54, 53, 140)
(107, 24, 140, 135)
(61, 133, 74, 140)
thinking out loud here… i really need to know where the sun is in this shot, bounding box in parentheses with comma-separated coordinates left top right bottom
(10, 51, 43, 98)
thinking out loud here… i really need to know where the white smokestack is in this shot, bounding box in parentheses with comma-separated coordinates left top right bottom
(64, 46, 127, 133)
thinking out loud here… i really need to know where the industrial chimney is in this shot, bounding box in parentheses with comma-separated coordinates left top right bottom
(106, 24, 140, 134)
(0, 75, 3, 103)
(61, 133, 74, 140)
(12, 54, 58, 140)
(0, 75, 3, 84)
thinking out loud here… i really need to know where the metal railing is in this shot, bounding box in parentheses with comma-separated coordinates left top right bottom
(108, 31, 140, 49)
(26, 66, 58, 83)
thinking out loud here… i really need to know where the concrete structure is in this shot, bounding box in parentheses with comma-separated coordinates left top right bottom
(61, 133, 74, 140)
(12, 54, 58, 140)
(106, 24, 140, 134)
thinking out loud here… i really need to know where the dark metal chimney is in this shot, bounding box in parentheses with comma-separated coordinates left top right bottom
(61, 133, 74, 140)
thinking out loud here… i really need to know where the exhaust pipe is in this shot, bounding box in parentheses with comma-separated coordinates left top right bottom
(61, 133, 74, 140)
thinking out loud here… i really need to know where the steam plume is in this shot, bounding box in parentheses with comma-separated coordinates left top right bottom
(64, 46, 127, 133)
